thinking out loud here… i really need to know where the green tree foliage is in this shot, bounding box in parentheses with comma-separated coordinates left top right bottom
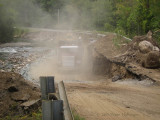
(0, 2, 14, 43)
(35, 0, 159, 36)
(5, 0, 54, 27)
(109, 0, 160, 38)
(35, 0, 112, 30)
(0, 0, 55, 43)
(0, 0, 160, 43)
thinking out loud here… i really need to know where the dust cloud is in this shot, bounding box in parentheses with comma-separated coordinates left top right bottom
(0, 0, 99, 82)
(0, 0, 54, 28)
(28, 32, 95, 83)
(1, 0, 103, 30)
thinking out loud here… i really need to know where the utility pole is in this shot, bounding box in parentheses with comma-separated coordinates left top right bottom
(58, 9, 60, 25)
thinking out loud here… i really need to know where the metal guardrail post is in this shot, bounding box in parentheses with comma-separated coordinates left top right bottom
(40, 77, 47, 100)
(40, 76, 55, 100)
(52, 100, 64, 120)
(40, 77, 73, 120)
(42, 100, 64, 120)
(42, 100, 52, 120)
(47, 76, 56, 93)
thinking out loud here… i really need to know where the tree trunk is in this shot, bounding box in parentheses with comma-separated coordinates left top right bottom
(146, 0, 150, 9)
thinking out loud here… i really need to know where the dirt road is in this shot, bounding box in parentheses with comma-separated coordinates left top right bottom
(65, 79, 160, 120)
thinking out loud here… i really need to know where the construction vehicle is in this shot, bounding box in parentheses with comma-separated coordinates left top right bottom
(56, 35, 83, 71)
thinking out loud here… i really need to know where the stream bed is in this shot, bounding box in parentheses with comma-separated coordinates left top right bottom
(0, 46, 55, 85)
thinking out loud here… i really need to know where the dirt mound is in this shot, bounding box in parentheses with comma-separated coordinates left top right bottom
(92, 32, 159, 65)
(108, 32, 160, 68)
(91, 32, 160, 82)
(93, 34, 127, 58)
(0, 72, 40, 117)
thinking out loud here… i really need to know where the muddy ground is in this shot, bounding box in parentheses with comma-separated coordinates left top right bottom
(0, 29, 160, 120)
(0, 72, 40, 118)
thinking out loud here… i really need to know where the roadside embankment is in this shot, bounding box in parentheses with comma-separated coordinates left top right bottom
(91, 32, 160, 83)
(0, 72, 40, 118)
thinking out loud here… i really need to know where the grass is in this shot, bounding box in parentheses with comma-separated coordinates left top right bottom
(0, 108, 85, 120)
(13, 27, 31, 43)
(72, 109, 85, 120)
(112, 35, 121, 48)
(96, 30, 131, 48)
(0, 108, 42, 120)
(112, 32, 131, 48)
(14, 27, 29, 38)
(96, 30, 111, 35)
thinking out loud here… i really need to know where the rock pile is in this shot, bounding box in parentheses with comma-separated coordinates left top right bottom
(117, 31, 160, 69)
(139, 40, 157, 53)
(91, 31, 160, 82)
(138, 33, 160, 68)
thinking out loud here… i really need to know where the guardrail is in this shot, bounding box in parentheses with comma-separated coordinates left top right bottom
(40, 76, 74, 120)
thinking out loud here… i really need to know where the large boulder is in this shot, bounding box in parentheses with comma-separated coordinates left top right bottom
(142, 51, 160, 68)
(153, 46, 160, 52)
(139, 41, 153, 53)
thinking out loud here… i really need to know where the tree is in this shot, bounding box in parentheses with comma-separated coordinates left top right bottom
(0, 1, 14, 43)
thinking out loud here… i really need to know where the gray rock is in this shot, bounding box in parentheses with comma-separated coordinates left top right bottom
(20, 99, 41, 113)
(153, 46, 160, 52)
(142, 51, 160, 68)
(139, 41, 153, 53)
(21, 99, 41, 107)
(112, 75, 122, 82)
